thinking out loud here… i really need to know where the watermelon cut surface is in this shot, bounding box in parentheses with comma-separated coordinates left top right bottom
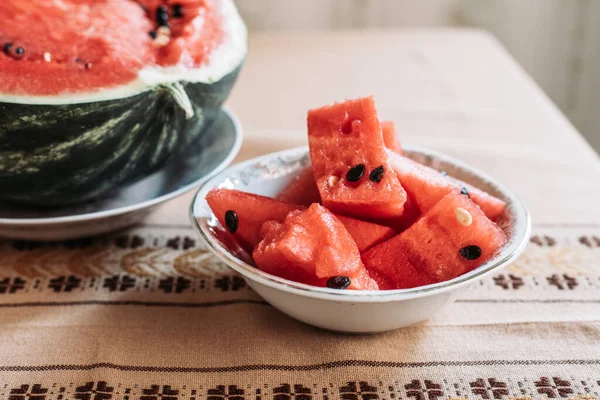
(364, 191, 507, 287)
(388, 152, 506, 220)
(307, 97, 407, 220)
(401, 191, 507, 281)
(362, 242, 437, 289)
(276, 167, 321, 206)
(382, 120, 403, 154)
(335, 215, 397, 253)
(205, 188, 300, 252)
(253, 204, 379, 290)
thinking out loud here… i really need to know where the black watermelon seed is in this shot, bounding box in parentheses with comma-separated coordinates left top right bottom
(460, 186, 470, 197)
(172, 3, 184, 18)
(346, 164, 365, 182)
(156, 5, 169, 26)
(369, 165, 385, 182)
(224, 210, 238, 233)
(3, 42, 12, 54)
(326, 276, 351, 289)
(459, 245, 482, 260)
(15, 47, 24, 55)
(440, 171, 448, 177)
(148, 30, 157, 39)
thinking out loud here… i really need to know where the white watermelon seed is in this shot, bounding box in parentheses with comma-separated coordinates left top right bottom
(43, 52, 52, 62)
(454, 207, 472, 226)
(328, 175, 339, 187)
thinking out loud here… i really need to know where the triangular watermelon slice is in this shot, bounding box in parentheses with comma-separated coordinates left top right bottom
(253, 204, 379, 290)
(388, 152, 506, 220)
(382, 120, 403, 154)
(205, 188, 301, 251)
(398, 191, 507, 281)
(307, 97, 407, 220)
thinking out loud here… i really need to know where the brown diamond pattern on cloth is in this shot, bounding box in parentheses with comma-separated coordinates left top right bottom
(530, 235, 557, 247)
(535, 377, 573, 398)
(157, 276, 191, 294)
(273, 384, 312, 400)
(339, 382, 378, 400)
(140, 385, 179, 400)
(215, 275, 246, 292)
(404, 380, 443, 400)
(48, 276, 81, 292)
(74, 382, 114, 400)
(103, 275, 136, 292)
(492, 274, 524, 290)
(9, 384, 48, 400)
(546, 274, 578, 290)
(0, 277, 26, 294)
(207, 386, 244, 400)
(579, 235, 600, 247)
(469, 378, 509, 399)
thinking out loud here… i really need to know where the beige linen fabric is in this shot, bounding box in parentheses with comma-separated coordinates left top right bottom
(1, 30, 599, 399)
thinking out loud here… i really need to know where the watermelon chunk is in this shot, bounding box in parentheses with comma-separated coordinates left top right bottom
(335, 215, 396, 253)
(364, 191, 507, 287)
(276, 167, 321, 206)
(449, 179, 506, 221)
(206, 188, 301, 251)
(388, 152, 506, 220)
(405, 192, 506, 281)
(307, 97, 407, 220)
(362, 242, 438, 289)
(253, 204, 379, 290)
(382, 120, 403, 154)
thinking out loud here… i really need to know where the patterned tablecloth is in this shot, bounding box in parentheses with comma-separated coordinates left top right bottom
(2, 30, 600, 400)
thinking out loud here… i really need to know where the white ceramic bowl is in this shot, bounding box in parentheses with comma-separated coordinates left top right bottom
(190, 146, 531, 333)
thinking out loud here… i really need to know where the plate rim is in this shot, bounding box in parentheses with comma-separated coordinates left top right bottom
(0, 106, 243, 226)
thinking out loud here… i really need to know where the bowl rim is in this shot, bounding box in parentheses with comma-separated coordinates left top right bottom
(0, 106, 243, 226)
(189, 145, 531, 303)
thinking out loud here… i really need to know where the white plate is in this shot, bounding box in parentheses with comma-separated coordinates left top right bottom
(0, 107, 242, 241)
(190, 146, 531, 333)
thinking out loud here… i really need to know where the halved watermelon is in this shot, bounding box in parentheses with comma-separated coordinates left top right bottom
(388, 152, 506, 220)
(335, 215, 396, 253)
(253, 204, 379, 290)
(276, 167, 321, 206)
(205, 188, 300, 251)
(307, 97, 407, 220)
(0, 0, 247, 205)
(382, 120, 403, 154)
(404, 192, 506, 281)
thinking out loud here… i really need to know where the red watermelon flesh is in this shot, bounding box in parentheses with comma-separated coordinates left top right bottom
(335, 215, 397, 253)
(0, 0, 228, 96)
(388, 152, 506, 220)
(253, 204, 379, 290)
(276, 167, 321, 206)
(399, 191, 507, 281)
(449, 179, 506, 221)
(382, 120, 403, 154)
(307, 97, 407, 220)
(205, 188, 301, 252)
(362, 238, 438, 289)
